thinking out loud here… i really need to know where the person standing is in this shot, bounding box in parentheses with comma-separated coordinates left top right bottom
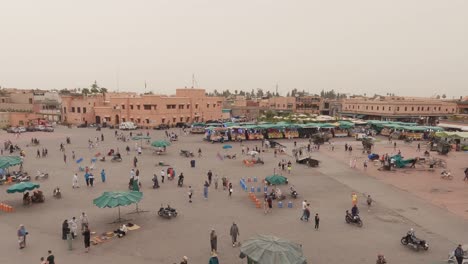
(367, 195, 373, 209)
(188, 186, 193, 203)
(230, 222, 240, 247)
(89, 173, 94, 187)
(17, 224, 27, 249)
(228, 183, 233, 197)
(345, 143, 348, 151)
(203, 181, 209, 199)
(82, 225, 91, 253)
(100, 169, 106, 183)
(133, 156, 138, 167)
(207, 170, 213, 186)
(464, 168, 468, 182)
(351, 192, 358, 206)
(62, 220, 70, 240)
(287, 161, 292, 174)
(454, 244, 464, 264)
(63, 153, 67, 163)
(72, 151, 75, 160)
(417, 143, 420, 152)
(69, 217, 78, 239)
(46, 250, 55, 264)
(314, 213, 320, 230)
(80, 212, 89, 231)
(72, 173, 79, 189)
(37, 149, 40, 158)
(84, 172, 90, 187)
(209, 251, 219, 264)
(267, 196, 273, 213)
(393, 142, 397, 151)
(160, 169, 165, 183)
(101, 133, 104, 141)
(210, 229, 217, 253)
(214, 175, 219, 190)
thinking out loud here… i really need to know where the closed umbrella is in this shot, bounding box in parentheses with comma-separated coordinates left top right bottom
(222, 144, 232, 149)
(93, 191, 143, 223)
(240, 235, 307, 264)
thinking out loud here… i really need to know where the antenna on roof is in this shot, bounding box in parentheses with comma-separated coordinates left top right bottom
(192, 74, 199, 89)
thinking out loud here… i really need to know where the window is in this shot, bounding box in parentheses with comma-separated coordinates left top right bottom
(122, 118, 126, 122)
(166, 104, 176, 109)
(371, 106, 373, 110)
(63, 107, 67, 114)
(130, 105, 134, 110)
(71, 107, 75, 113)
(77, 107, 81, 113)
(144, 105, 151, 110)
(213, 104, 216, 108)
(146, 119, 150, 124)
(173, 118, 176, 123)
(366, 106, 368, 110)
(382, 106, 385, 111)
(162, 118, 165, 124)
(411, 107, 414, 111)
(29, 98, 33, 104)
(83, 107, 86, 113)
(405, 107, 407, 111)
(178, 104, 184, 109)
(136, 105, 140, 110)
(187, 104, 190, 109)
(207, 104, 210, 108)
(417, 107, 419, 111)
(180, 117, 183, 122)
(195, 104, 199, 109)
(396, 107, 399, 111)
(377, 106, 379, 110)
(122, 105, 125, 110)
(438, 107, 441, 111)
(427, 107, 429, 111)
(137, 118, 141, 123)
(389, 107, 391, 111)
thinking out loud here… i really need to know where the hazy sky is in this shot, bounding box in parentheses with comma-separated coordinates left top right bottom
(1, 0, 467, 98)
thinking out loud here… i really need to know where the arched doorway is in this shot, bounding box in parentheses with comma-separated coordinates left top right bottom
(95, 116, 101, 124)
(115, 115, 120, 124)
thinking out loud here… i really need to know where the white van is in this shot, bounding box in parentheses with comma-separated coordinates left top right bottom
(119, 122, 137, 130)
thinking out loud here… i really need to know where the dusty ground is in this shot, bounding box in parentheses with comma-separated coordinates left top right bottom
(0, 128, 466, 264)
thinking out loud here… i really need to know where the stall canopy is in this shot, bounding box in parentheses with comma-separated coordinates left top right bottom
(0, 156, 22, 169)
(435, 131, 468, 139)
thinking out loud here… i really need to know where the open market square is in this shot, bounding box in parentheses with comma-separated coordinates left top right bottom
(0, 125, 467, 264)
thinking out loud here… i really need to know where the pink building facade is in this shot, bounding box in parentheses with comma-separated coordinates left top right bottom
(60, 89, 223, 127)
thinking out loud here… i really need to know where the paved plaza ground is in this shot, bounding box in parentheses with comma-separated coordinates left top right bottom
(0, 127, 467, 264)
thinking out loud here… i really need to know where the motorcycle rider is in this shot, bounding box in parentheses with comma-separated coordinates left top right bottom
(406, 228, 416, 243)
(178, 173, 184, 187)
(351, 204, 359, 218)
(290, 186, 297, 198)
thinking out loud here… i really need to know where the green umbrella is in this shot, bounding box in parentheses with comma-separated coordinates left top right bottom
(93, 191, 143, 222)
(7, 182, 40, 193)
(0, 156, 22, 170)
(151, 140, 171, 148)
(265, 174, 288, 185)
(132, 136, 151, 140)
(240, 234, 307, 264)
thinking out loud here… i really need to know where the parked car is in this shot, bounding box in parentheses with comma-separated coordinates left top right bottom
(153, 124, 170, 130)
(26, 126, 36, 132)
(35, 125, 45, 131)
(175, 122, 190, 128)
(77, 123, 87, 128)
(44, 126, 54, 132)
(119, 122, 137, 130)
(17, 127, 26, 133)
(7, 127, 19, 133)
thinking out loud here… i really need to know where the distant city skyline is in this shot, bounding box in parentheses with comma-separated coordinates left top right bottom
(1, 0, 467, 98)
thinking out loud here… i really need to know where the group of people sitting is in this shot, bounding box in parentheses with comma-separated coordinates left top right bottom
(23, 190, 45, 205)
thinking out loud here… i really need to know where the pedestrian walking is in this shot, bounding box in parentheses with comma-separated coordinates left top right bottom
(300, 200, 307, 221)
(393, 142, 397, 150)
(100, 169, 106, 182)
(89, 173, 94, 187)
(209, 252, 219, 264)
(84, 172, 90, 186)
(207, 170, 213, 185)
(349, 146, 353, 155)
(63, 153, 67, 163)
(17, 224, 27, 249)
(367, 194, 373, 208)
(62, 220, 70, 240)
(203, 181, 209, 199)
(314, 213, 320, 230)
(133, 156, 138, 167)
(72, 173, 79, 189)
(82, 225, 91, 253)
(46, 250, 55, 264)
(229, 183, 233, 197)
(198, 148, 202, 157)
(210, 229, 217, 252)
(188, 186, 193, 203)
(345, 143, 348, 151)
(454, 244, 464, 264)
(80, 212, 89, 231)
(214, 175, 219, 189)
(464, 168, 468, 182)
(267, 196, 273, 213)
(37, 149, 40, 158)
(101, 133, 104, 141)
(69, 217, 78, 239)
(230, 222, 240, 247)
(417, 143, 420, 152)
(364, 160, 368, 170)
(72, 151, 75, 160)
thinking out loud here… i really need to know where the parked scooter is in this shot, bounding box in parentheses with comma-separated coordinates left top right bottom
(345, 210, 363, 227)
(401, 230, 429, 251)
(158, 204, 178, 219)
(441, 170, 453, 180)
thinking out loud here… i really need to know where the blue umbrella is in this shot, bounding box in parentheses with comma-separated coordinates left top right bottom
(222, 145, 233, 149)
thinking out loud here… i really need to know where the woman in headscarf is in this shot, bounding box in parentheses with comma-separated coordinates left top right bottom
(62, 220, 70, 240)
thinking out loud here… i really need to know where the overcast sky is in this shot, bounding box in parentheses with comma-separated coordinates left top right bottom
(1, 0, 467, 98)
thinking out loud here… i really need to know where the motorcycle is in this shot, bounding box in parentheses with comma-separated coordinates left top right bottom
(158, 205, 178, 219)
(111, 155, 122, 162)
(35, 171, 49, 180)
(441, 170, 453, 180)
(290, 186, 298, 199)
(345, 211, 363, 227)
(224, 154, 236, 159)
(401, 234, 429, 251)
(13, 172, 30, 182)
